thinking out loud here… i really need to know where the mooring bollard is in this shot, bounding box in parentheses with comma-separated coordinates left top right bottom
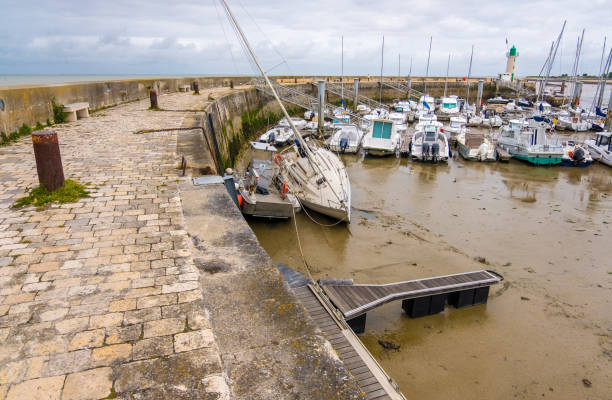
(32, 130, 65, 191)
(149, 90, 158, 109)
(230, 81, 234, 89)
(193, 81, 199, 94)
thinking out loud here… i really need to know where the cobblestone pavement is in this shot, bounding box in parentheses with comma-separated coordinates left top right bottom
(0, 91, 232, 399)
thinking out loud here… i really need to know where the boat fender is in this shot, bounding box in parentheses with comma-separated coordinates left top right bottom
(281, 181, 288, 199)
(273, 154, 284, 166)
(237, 193, 243, 208)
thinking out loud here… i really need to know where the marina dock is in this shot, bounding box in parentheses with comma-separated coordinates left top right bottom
(279, 265, 406, 400)
(320, 270, 504, 333)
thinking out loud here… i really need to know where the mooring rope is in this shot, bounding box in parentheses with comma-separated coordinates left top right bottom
(291, 204, 313, 280)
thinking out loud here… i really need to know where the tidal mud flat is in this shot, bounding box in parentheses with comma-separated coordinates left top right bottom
(249, 129, 612, 399)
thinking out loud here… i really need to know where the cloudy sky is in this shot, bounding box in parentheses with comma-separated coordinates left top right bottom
(1, 0, 610, 78)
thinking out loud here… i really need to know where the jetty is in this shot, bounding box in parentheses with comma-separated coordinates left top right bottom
(279, 265, 406, 400)
(320, 270, 503, 333)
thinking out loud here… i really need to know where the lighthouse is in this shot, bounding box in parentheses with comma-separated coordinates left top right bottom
(503, 45, 518, 82)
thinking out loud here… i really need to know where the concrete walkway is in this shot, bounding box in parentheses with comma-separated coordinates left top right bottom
(0, 90, 362, 399)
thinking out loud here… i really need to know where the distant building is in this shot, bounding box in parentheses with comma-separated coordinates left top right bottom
(501, 45, 518, 82)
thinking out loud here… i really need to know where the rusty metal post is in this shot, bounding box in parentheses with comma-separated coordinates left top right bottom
(32, 130, 64, 191)
(193, 81, 199, 95)
(149, 90, 158, 109)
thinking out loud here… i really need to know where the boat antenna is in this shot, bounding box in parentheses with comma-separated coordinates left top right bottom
(466, 45, 474, 103)
(379, 36, 385, 103)
(425, 36, 432, 93)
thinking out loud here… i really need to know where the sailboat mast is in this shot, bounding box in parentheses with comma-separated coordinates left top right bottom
(444, 53, 451, 97)
(341, 35, 344, 106)
(379, 36, 385, 103)
(218, 0, 309, 154)
(466, 45, 474, 103)
(218, 0, 346, 209)
(540, 20, 566, 103)
(425, 36, 432, 93)
(398, 54, 401, 80)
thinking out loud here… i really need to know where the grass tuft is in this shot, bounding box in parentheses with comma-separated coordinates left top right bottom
(12, 179, 89, 210)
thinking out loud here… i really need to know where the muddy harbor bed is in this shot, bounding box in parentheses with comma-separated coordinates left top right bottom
(249, 142, 612, 400)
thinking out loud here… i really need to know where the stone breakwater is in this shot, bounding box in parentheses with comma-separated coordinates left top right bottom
(0, 89, 362, 399)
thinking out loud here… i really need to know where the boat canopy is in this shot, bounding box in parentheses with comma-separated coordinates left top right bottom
(372, 121, 393, 139)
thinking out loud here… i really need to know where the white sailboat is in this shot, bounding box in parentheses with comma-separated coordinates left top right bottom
(220, 0, 351, 222)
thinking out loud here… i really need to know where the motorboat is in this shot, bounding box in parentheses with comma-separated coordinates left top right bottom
(560, 140, 592, 167)
(584, 131, 612, 167)
(356, 104, 371, 115)
(482, 108, 503, 127)
(410, 121, 450, 162)
(438, 95, 460, 116)
(534, 101, 553, 115)
(456, 131, 496, 161)
(259, 125, 294, 146)
(445, 116, 468, 138)
(417, 95, 436, 113)
(496, 119, 564, 165)
(279, 117, 307, 129)
(361, 119, 400, 156)
(237, 142, 299, 219)
(328, 124, 363, 154)
(488, 96, 511, 105)
(388, 112, 408, 135)
(555, 113, 590, 132)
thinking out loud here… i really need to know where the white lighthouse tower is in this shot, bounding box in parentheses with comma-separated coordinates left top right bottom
(502, 45, 518, 82)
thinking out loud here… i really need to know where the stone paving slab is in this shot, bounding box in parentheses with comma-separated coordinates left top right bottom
(0, 91, 232, 399)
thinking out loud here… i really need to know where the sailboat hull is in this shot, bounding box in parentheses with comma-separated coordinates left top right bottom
(300, 197, 350, 222)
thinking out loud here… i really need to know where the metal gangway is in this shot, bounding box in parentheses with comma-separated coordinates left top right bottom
(380, 80, 423, 99)
(250, 78, 370, 128)
(325, 82, 389, 112)
(320, 269, 504, 333)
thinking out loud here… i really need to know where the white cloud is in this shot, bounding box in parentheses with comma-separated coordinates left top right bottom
(1, 0, 610, 77)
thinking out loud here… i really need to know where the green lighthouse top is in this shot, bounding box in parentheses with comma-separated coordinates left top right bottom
(509, 46, 517, 57)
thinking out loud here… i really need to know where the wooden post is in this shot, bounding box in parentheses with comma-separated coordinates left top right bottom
(149, 90, 158, 109)
(32, 130, 65, 191)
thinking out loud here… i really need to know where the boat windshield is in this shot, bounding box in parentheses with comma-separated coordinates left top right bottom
(424, 125, 437, 142)
(373, 121, 393, 139)
(596, 134, 611, 147)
